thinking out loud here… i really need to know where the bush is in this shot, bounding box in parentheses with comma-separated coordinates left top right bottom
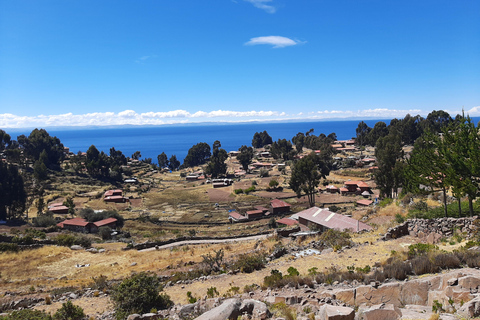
(231, 252, 266, 273)
(53, 301, 85, 320)
(408, 243, 438, 259)
(54, 234, 91, 248)
(99, 226, 112, 240)
(234, 188, 244, 194)
(0, 309, 52, 320)
(411, 255, 439, 275)
(33, 214, 57, 227)
(433, 253, 461, 270)
(111, 272, 172, 320)
(206, 286, 219, 298)
(317, 229, 352, 249)
(0, 242, 19, 252)
(383, 259, 412, 280)
(244, 186, 256, 194)
(263, 269, 283, 288)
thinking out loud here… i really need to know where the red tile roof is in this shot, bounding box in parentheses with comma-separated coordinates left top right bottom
(270, 199, 290, 208)
(60, 218, 91, 227)
(246, 210, 264, 216)
(297, 207, 372, 232)
(93, 217, 118, 227)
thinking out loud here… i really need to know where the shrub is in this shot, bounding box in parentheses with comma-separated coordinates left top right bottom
(263, 269, 283, 288)
(55, 234, 76, 247)
(383, 259, 412, 280)
(433, 253, 461, 270)
(90, 275, 109, 291)
(231, 252, 266, 273)
(395, 213, 405, 224)
(317, 229, 352, 249)
(99, 227, 112, 240)
(53, 301, 85, 320)
(111, 272, 173, 320)
(0, 243, 19, 252)
(186, 291, 197, 303)
(234, 189, 244, 194)
(287, 267, 299, 277)
(411, 255, 439, 275)
(408, 243, 437, 259)
(0, 309, 52, 320)
(206, 286, 219, 298)
(244, 186, 256, 194)
(33, 214, 57, 227)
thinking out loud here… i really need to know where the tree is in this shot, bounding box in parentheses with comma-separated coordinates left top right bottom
(404, 132, 451, 217)
(0, 129, 11, 152)
(367, 121, 388, 147)
(290, 152, 332, 207)
(53, 301, 85, 320)
(109, 147, 127, 167)
(0, 161, 27, 220)
(63, 197, 75, 217)
(292, 132, 305, 153)
(236, 145, 254, 171)
(252, 131, 272, 148)
(111, 272, 172, 320)
(17, 129, 64, 169)
(157, 152, 169, 168)
(356, 121, 371, 148)
(374, 134, 404, 198)
(270, 139, 295, 161)
(442, 114, 480, 216)
(169, 155, 180, 171)
(131, 151, 142, 160)
(183, 142, 211, 167)
(423, 110, 452, 134)
(205, 140, 228, 178)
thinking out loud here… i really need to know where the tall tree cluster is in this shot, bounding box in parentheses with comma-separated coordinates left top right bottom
(205, 140, 228, 178)
(0, 161, 26, 220)
(183, 142, 211, 168)
(252, 131, 272, 148)
(404, 114, 480, 216)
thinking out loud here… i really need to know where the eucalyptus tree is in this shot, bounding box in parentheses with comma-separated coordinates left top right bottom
(237, 145, 254, 171)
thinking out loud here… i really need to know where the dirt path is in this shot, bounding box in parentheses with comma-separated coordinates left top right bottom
(139, 234, 269, 252)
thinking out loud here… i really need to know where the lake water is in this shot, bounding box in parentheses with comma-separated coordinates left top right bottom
(0, 119, 414, 164)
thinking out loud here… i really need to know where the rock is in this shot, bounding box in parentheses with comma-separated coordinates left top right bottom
(130, 262, 137, 266)
(70, 245, 83, 250)
(399, 305, 432, 320)
(141, 313, 160, 319)
(179, 303, 197, 318)
(362, 303, 401, 320)
(400, 279, 429, 306)
(426, 232, 442, 244)
(322, 248, 334, 255)
(126, 314, 142, 320)
(69, 293, 78, 299)
(318, 304, 355, 320)
(458, 296, 480, 318)
(98, 248, 106, 253)
(331, 288, 355, 306)
(458, 276, 480, 290)
(194, 298, 243, 320)
(240, 299, 271, 320)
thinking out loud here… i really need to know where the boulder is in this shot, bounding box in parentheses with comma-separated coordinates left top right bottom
(70, 245, 83, 250)
(318, 304, 355, 320)
(458, 296, 480, 318)
(239, 299, 271, 320)
(179, 303, 197, 318)
(126, 314, 141, 320)
(356, 283, 401, 307)
(458, 276, 480, 290)
(362, 303, 401, 320)
(400, 279, 429, 306)
(331, 288, 355, 306)
(194, 298, 269, 320)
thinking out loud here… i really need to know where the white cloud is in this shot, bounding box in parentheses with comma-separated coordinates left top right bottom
(245, 36, 301, 48)
(135, 55, 157, 64)
(0, 107, 471, 129)
(244, 0, 276, 13)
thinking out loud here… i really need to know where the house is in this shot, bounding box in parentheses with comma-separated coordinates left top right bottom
(246, 209, 265, 220)
(57, 217, 118, 233)
(251, 162, 274, 169)
(297, 207, 372, 233)
(212, 179, 233, 188)
(343, 181, 372, 195)
(48, 203, 69, 214)
(270, 199, 291, 215)
(104, 195, 129, 203)
(104, 189, 122, 197)
(228, 211, 248, 223)
(357, 199, 373, 206)
(325, 185, 339, 194)
(57, 218, 92, 233)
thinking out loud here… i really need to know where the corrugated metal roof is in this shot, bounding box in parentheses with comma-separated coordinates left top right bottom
(270, 199, 290, 208)
(229, 211, 247, 220)
(93, 217, 118, 227)
(276, 218, 298, 226)
(297, 206, 372, 232)
(62, 218, 91, 227)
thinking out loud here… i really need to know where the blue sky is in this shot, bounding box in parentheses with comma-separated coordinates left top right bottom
(1, 0, 479, 128)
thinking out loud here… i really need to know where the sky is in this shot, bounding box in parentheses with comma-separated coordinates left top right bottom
(1, 0, 479, 128)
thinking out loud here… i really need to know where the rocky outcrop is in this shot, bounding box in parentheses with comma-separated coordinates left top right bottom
(318, 304, 355, 320)
(192, 298, 270, 320)
(361, 303, 401, 320)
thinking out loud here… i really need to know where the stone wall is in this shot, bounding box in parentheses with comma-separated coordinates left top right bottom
(382, 216, 478, 241)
